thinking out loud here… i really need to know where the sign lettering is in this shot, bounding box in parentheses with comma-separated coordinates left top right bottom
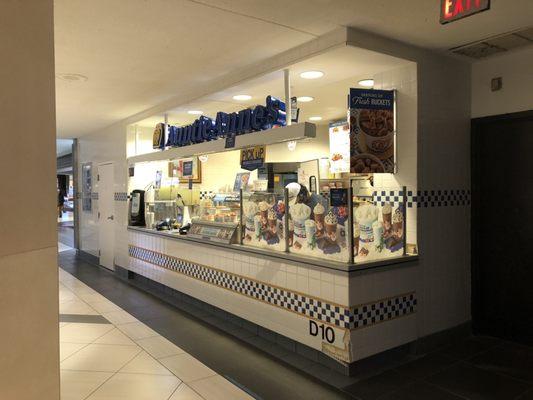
(440, 0, 490, 24)
(156, 96, 286, 150)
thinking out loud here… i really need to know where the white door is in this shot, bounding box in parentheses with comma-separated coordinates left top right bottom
(98, 163, 115, 270)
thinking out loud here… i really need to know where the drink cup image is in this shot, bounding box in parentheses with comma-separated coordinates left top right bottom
(392, 208, 404, 239)
(259, 201, 269, 221)
(313, 203, 325, 235)
(382, 203, 392, 231)
(289, 203, 311, 239)
(353, 223, 360, 255)
(373, 220, 383, 250)
(253, 215, 262, 240)
(267, 208, 277, 233)
(243, 201, 259, 233)
(288, 218, 294, 246)
(355, 204, 379, 243)
(324, 211, 338, 241)
(305, 219, 317, 247)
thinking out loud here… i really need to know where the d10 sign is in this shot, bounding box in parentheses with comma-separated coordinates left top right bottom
(440, 0, 490, 24)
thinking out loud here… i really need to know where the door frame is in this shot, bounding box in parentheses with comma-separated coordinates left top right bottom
(471, 109, 533, 335)
(97, 161, 115, 270)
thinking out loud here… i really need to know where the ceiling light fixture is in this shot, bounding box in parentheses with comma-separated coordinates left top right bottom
(358, 79, 374, 87)
(296, 96, 314, 102)
(287, 141, 297, 151)
(199, 155, 209, 163)
(56, 73, 88, 82)
(232, 94, 252, 101)
(300, 71, 324, 79)
(309, 116, 322, 121)
(187, 110, 203, 115)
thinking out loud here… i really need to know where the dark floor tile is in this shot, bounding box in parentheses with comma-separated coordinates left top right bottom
(380, 381, 464, 400)
(394, 352, 458, 380)
(469, 342, 533, 383)
(517, 389, 533, 400)
(343, 369, 413, 400)
(426, 362, 531, 400)
(59, 314, 110, 324)
(437, 336, 502, 361)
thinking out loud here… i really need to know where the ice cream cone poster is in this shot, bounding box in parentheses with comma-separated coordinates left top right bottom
(349, 89, 396, 174)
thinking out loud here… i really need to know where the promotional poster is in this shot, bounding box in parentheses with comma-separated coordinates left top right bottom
(349, 89, 396, 174)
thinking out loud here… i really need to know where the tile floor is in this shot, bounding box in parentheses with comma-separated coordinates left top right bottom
(59, 268, 253, 400)
(58, 250, 533, 400)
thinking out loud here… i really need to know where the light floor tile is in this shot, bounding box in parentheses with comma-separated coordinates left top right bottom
(60, 299, 99, 315)
(94, 328, 137, 346)
(168, 384, 204, 400)
(60, 322, 70, 328)
(120, 351, 173, 375)
(60, 370, 113, 400)
(87, 372, 181, 400)
(160, 353, 216, 383)
(61, 343, 141, 372)
(137, 335, 186, 359)
(78, 292, 109, 304)
(60, 323, 115, 343)
(60, 342, 88, 362)
(90, 299, 122, 314)
(60, 289, 78, 303)
(103, 309, 138, 325)
(117, 321, 159, 340)
(189, 375, 253, 400)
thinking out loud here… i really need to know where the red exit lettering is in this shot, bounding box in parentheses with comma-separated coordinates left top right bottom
(441, 0, 490, 24)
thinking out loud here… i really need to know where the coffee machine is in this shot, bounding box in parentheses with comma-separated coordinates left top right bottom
(128, 189, 146, 226)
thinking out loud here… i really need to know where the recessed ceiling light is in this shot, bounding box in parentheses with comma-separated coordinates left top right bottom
(296, 96, 314, 102)
(187, 110, 203, 115)
(56, 73, 88, 82)
(300, 71, 324, 79)
(233, 94, 252, 101)
(358, 79, 374, 87)
(309, 116, 322, 121)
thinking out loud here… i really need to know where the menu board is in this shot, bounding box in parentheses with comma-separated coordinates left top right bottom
(349, 89, 395, 174)
(329, 120, 350, 173)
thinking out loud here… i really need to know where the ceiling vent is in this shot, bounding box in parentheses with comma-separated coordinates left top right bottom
(450, 27, 533, 59)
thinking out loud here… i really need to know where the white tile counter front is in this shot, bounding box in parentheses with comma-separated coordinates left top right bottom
(128, 229, 417, 365)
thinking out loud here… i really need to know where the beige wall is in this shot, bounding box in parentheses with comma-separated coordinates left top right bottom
(0, 0, 59, 399)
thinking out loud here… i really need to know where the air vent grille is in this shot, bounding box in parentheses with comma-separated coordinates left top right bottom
(451, 27, 533, 59)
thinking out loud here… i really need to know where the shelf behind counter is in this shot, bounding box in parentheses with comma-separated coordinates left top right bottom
(127, 226, 417, 273)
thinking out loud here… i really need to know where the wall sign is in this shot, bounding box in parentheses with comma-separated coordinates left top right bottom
(440, 0, 490, 24)
(240, 145, 266, 171)
(349, 88, 396, 174)
(160, 96, 286, 150)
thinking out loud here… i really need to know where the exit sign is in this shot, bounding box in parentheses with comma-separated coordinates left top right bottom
(440, 0, 490, 24)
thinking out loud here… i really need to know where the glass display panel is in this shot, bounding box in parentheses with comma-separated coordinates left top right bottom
(352, 183, 406, 262)
(241, 191, 286, 252)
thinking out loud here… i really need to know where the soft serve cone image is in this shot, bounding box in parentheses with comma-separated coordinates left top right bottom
(313, 202, 325, 236)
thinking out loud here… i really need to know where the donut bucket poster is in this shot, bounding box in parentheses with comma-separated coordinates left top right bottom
(349, 89, 396, 174)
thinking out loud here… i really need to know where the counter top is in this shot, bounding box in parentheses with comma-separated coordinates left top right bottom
(127, 226, 418, 273)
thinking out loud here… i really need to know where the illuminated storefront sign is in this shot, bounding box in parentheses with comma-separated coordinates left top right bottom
(440, 0, 490, 24)
(156, 96, 286, 149)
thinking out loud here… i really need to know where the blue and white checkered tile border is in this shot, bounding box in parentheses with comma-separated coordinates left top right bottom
(352, 293, 417, 329)
(90, 192, 99, 200)
(371, 189, 470, 208)
(128, 245, 416, 330)
(415, 189, 470, 208)
(114, 192, 128, 201)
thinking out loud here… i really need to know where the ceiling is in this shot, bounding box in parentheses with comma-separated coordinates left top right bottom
(134, 46, 410, 128)
(54, 0, 533, 138)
